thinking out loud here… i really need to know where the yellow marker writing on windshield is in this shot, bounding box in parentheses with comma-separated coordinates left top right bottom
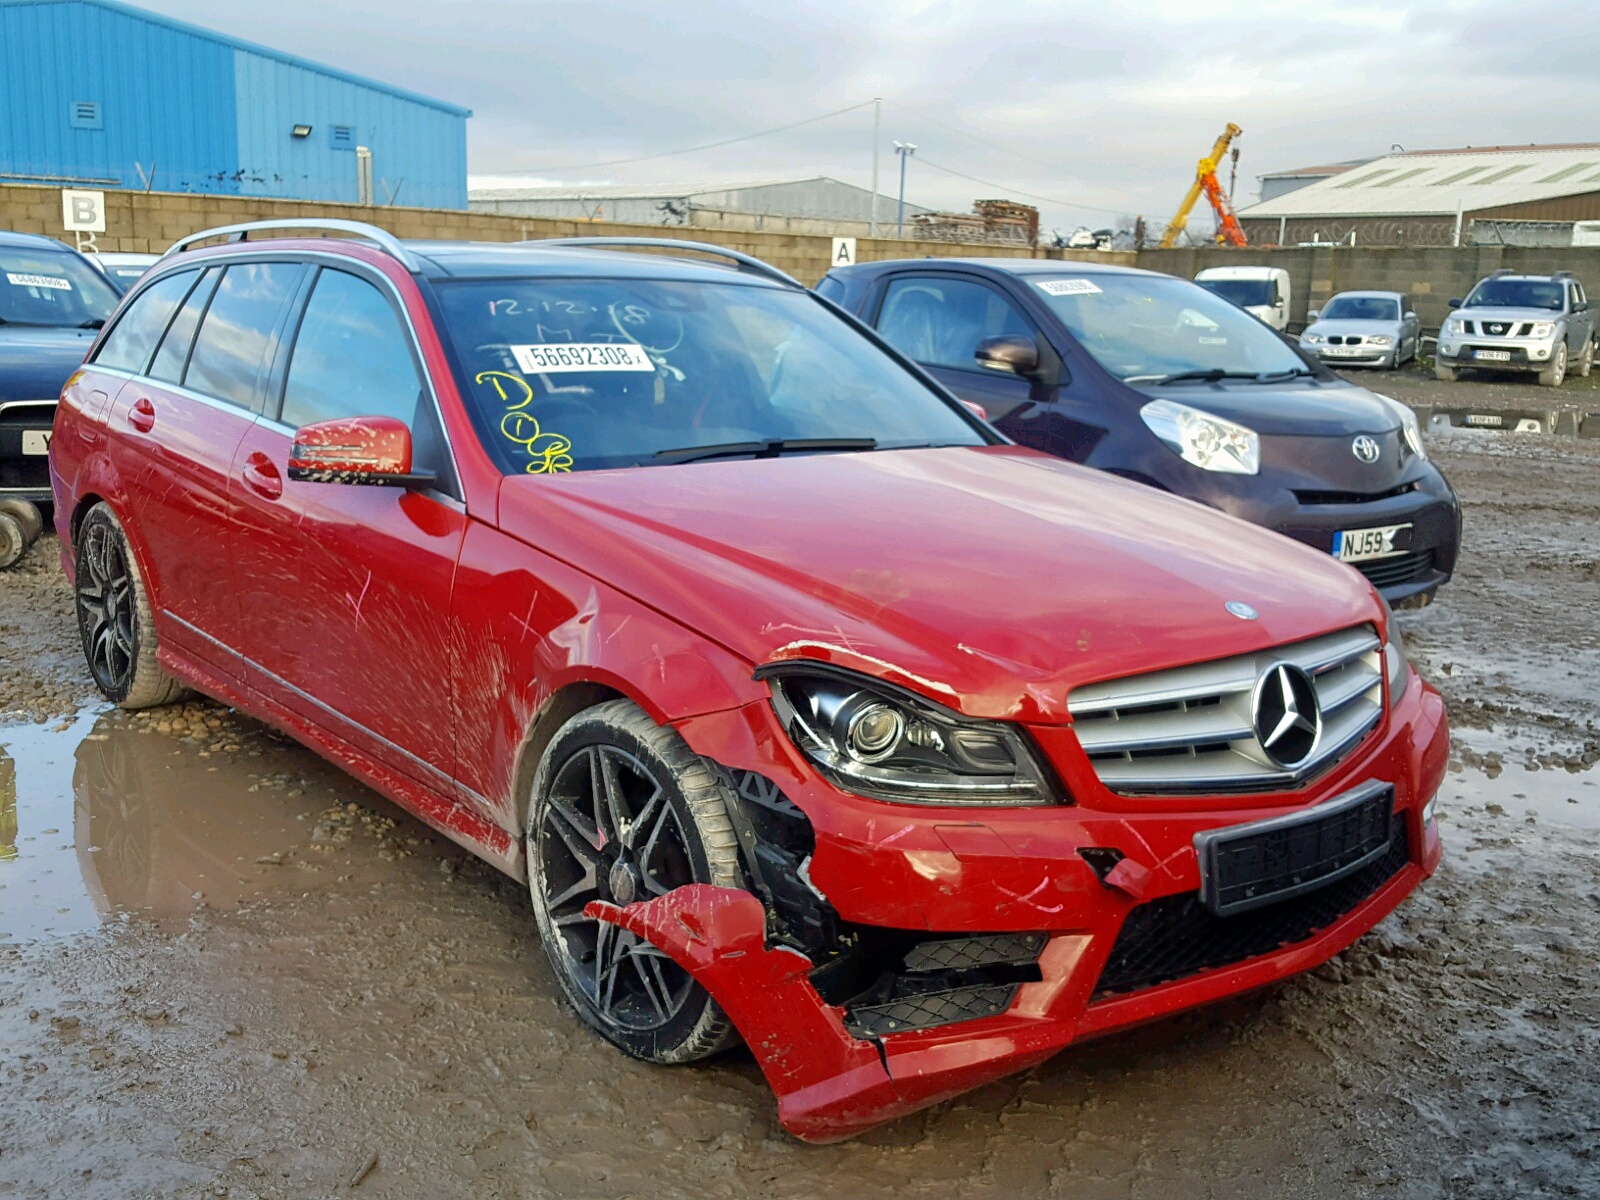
(477, 369, 574, 473)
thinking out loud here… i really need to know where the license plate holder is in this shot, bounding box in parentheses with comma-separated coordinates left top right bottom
(21, 430, 51, 456)
(1194, 782, 1395, 917)
(1474, 349, 1511, 362)
(1332, 523, 1411, 563)
(1323, 346, 1364, 357)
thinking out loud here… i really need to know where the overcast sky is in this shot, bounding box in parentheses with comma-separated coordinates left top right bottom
(145, 0, 1600, 235)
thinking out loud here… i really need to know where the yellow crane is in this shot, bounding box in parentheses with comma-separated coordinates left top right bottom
(1160, 123, 1248, 249)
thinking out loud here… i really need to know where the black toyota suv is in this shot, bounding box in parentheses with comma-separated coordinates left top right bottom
(818, 258, 1461, 606)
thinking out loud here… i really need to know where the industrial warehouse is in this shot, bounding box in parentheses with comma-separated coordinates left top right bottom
(1, 1, 1599, 1197)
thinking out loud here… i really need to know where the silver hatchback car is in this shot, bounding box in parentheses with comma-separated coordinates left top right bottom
(1300, 291, 1420, 370)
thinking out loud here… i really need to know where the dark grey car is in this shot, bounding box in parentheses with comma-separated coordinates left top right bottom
(818, 258, 1462, 606)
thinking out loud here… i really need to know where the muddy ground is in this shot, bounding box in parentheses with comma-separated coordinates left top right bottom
(2, 366, 1598, 1199)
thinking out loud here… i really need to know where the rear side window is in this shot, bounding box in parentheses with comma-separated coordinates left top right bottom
(148, 268, 221, 385)
(92, 270, 197, 373)
(184, 262, 304, 409)
(280, 269, 422, 429)
(813, 272, 847, 303)
(875, 276, 1032, 372)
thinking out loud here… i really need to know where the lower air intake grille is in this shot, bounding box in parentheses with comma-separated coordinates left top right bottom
(1092, 822, 1412, 998)
(846, 985, 1019, 1037)
(1354, 550, 1435, 590)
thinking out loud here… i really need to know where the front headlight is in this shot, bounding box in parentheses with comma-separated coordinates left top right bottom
(1530, 321, 1555, 339)
(1302, 333, 1324, 344)
(760, 665, 1057, 805)
(1384, 634, 1409, 703)
(1367, 334, 1394, 346)
(1139, 399, 1260, 475)
(1443, 318, 1465, 334)
(1374, 392, 1427, 461)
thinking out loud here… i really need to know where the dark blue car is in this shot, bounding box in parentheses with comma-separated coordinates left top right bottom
(0, 231, 120, 562)
(818, 258, 1461, 606)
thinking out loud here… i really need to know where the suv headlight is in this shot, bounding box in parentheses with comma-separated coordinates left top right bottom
(759, 665, 1057, 805)
(1139, 399, 1260, 474)
(1530, 321, 1556, 339)
(1443, 318, 1465, 334)
(1374, 393, 1427, 461)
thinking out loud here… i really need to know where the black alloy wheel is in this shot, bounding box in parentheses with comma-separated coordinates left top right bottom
(528, 699, 742, 1063)
(76, 515, 138, 697)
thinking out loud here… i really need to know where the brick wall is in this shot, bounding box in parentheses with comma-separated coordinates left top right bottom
(0, 184, 1132, 286)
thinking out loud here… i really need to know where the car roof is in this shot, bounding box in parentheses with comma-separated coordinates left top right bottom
(1480, 273, 1568, 283)
(0, 230, 76, 253)
(1194, 265, 1287, 280)
(405, 240, 792, 288)
(830, 256, 1159, 280)
(1327, 290, 1403, 300)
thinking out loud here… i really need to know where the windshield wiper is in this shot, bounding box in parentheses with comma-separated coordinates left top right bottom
(1150, 369, 1260, 386)
(653, 437, 878, 465)
(1252, 367, 1315, 382)
(79, 319, 106, 329)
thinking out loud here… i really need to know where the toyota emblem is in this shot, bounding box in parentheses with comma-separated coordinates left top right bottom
(1252, 663, 1323, 770)
(1351, 434, 1381, 463)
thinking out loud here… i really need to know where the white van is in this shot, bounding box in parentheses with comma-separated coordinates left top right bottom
(1193, 266, 1293, 331)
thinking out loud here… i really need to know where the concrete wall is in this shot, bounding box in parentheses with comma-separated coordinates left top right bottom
(0, 183, 1130, 286)
(1134, 244, 1600, 330)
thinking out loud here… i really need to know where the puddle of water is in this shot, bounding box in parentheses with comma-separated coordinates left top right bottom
(0, 707, 411, 941)
(1441, 727, 1600, 831)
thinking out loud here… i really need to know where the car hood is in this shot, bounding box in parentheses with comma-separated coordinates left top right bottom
(1146, 379, 1400, 437)
(0, 325, 96, 401)
(496, 445, 1380, 724)
(1305, 319, 1399, 339)
(1456, 306, 1563, 324)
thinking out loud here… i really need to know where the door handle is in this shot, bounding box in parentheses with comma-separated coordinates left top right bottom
(128, 396, 156, 432)
(241, 452, 283, 500)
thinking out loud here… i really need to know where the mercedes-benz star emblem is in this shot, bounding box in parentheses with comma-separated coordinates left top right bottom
(1225, 600, 1259, 620)
(1252, 662, 1322, 770)
(1351, 434, 1381, 463)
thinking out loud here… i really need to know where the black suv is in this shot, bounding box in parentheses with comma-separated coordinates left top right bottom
(819, 258, 1462, 606)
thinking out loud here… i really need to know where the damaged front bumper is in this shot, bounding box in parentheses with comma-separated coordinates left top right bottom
(587, 671, 1448, 1143)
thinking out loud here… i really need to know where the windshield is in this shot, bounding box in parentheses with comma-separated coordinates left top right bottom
(1321, 295, 1399, 321)
(1029, 273, 1309, 384)
(0, 247, 120, 327)
(1464, 279, 1563, 310)
(1195, 278, 1273, 308)
(437, 277, 985, 474)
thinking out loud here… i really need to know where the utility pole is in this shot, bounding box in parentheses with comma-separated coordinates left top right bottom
(895, 141, 916, 237)
(869, 97, 882, 239)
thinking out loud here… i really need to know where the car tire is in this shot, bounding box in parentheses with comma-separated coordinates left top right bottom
(1538, 341, 1568, 387)
(1434, 363, 1458, 382)
(1576, 338, 1594, 379)
(527, 698, 744, 1065)
(0, 510, 30, 570)
(74, 503, 189, 709)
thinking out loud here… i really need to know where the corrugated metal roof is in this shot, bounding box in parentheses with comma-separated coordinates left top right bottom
(1239, 146, 1600, 219)
(0, 0, 471, 116)
(470, 176, 870, 201)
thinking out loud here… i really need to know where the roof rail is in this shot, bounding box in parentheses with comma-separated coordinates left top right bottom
(1490, 268, 1514, 277)
(163, 219, 421, 272)
(1552, 269, 1574, 279)
(522, 237, 804, 289)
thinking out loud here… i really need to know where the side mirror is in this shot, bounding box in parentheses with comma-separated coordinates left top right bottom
(1447, 298, 1463, 309)
(1306, 309, 1320, 322)
(1404, 311, 1417, 321)
(288, 416, 434, 488)
(1576, 300, 1589, 313)
(974, 334, 1040, 376)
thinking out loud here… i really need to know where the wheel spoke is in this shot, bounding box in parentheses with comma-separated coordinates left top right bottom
(547, 792, 601, 853)
(545, 803, 602, 871)
(545, 868, 599, 913)
(624, 785, 663, 852)
(636, 804, 676, 895)
(630, 948, 670, 1023)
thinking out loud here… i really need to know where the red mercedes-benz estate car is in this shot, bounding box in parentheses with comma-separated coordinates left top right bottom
(50, 221, 1447, 1142)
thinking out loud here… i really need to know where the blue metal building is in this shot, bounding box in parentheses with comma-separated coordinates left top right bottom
(0, 0, 471, 208)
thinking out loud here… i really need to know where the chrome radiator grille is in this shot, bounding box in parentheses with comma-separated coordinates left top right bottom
(1068, 626, 1383, 795)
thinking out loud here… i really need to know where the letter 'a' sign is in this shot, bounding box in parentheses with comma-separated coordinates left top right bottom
(831, 237, 857, 267)
(62, 190, 106, 233)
